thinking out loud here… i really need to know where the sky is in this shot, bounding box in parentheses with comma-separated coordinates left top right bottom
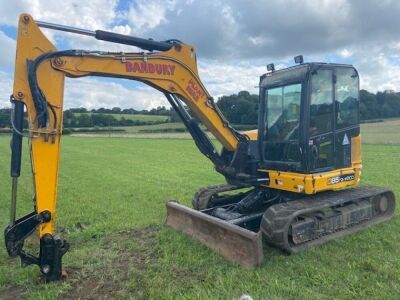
(1, 0, 400, 110)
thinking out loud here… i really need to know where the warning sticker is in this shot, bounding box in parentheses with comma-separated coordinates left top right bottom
(342, 133, 350, 145)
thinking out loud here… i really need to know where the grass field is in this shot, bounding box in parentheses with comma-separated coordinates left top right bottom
(72, 123, 199, 139)
(73, 112, 170, 122)
(0, 124, 399, 299)
(361, 119, 400, 144)
(71, 118, 400, 143)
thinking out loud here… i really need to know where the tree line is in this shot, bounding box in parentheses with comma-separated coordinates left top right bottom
(218, 90, 400, 125)
(68, 106, 172, 116)
(218, 89, 400, 124)
(0, 106, 178, 129)
(62, 110, 169, 128)
(0, 89, 399, 129)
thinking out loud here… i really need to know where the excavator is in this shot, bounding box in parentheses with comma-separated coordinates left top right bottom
(4, 14, 396, 281)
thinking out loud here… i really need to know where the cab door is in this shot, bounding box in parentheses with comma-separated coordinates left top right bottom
(333, 67, 360, 168)
(308, 68, 335, 172)
(263, 83, 303, 171)
(307, 66, 360, 172)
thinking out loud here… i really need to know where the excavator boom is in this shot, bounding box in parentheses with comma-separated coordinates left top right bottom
(5, 14, 261, 280)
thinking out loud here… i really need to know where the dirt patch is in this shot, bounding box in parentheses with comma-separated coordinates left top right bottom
(0, 285, 28, 300)
(2, 225, 208, 299)
(61, 225, 161, 299)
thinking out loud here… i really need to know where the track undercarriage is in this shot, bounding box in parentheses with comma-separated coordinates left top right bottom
(166, 184, 396, 266)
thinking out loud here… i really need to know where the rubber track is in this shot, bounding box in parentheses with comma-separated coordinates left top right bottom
(261, 186, 396, 253)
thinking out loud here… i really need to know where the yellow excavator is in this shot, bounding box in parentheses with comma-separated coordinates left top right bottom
(5, 14, 396, 281)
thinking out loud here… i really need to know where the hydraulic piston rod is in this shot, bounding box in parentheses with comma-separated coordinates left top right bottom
(10, 100, 24, 225)
(35, 20, 173, 51)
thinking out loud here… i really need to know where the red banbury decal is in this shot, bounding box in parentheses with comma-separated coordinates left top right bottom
(125, 61, 175, 75)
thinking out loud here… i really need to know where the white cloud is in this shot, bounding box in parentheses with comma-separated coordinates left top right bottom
(126, 0, 176, 34)
(0, 0, 27, 25)
(329, 41, 400, 93)
(64, 77, 168, 110)
(0, 70, 170, 110)
(338, 49, 353, 58)
(0, 0, 131, 51)
(357, 52, 400, 93)
(0, 71, 13, 107)
(198, 61, 265, 98)
(0, 31, 16, 68)
(0, 0, 118, 29)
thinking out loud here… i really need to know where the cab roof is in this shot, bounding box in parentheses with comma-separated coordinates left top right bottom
(259, 62, 357, 89)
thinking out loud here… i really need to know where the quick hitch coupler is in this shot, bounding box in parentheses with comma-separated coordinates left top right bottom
(5, 210, 69, 281)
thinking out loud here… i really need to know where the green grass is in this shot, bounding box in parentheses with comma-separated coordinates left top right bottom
(74, 112, 170, 122)
(0, 135, 399, 299)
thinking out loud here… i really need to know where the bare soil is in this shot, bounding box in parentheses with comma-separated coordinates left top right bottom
(61, 225, 161, 299)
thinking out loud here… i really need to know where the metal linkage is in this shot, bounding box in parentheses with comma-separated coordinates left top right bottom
(5, 209, 69, 281)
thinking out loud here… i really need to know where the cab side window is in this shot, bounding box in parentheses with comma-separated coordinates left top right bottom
(310, 69, 333, 136)
(336, 68, 359, 129)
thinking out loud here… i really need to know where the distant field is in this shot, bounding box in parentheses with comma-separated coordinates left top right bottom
(73, 112, 170, 122)
(361, 118, 400, 144)
(71, 119, 400, 145)
(0, 137, 398, 299)
(71, 122, 196, 139)
(121, 122, 187, 133)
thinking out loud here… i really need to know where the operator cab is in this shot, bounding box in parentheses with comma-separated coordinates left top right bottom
(258, 62, 360, 173)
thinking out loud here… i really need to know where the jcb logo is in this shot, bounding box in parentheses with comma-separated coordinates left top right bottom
(328, 174, 355, 185)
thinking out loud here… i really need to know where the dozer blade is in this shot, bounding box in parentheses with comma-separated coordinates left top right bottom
(166, 201, 263, 267)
